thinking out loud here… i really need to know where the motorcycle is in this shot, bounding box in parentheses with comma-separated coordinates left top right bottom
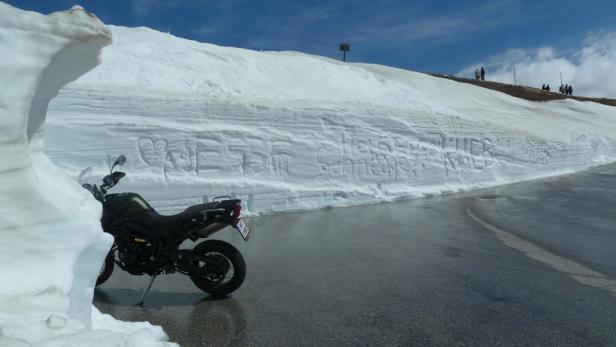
(81, 155, 251, 303)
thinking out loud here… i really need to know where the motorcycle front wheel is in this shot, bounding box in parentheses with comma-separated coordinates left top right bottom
(189, 240, 246, 296)
(96, 250, 115, 287)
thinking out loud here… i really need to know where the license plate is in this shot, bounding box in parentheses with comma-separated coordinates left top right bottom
(234, 218, 250, 241)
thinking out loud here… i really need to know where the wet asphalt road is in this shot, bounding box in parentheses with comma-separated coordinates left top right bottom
(95, 164, 616, 346)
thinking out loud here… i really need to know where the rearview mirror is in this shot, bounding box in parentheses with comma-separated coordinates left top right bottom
(110, 154, 127, 174)
(115, 155, 126, 166)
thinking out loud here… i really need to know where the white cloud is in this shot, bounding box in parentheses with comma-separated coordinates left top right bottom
(350, 16, 470, 45)
(458, 33, 616, 98)
(132, 0, 191, 16)
(132, 0, 154, 15)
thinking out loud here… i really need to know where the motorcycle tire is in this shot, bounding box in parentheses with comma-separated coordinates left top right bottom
(189, 240, 246, 296)
(96, 251, 115, 287)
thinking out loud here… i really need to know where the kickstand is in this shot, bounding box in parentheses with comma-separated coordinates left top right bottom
(136, 275, 157, 306)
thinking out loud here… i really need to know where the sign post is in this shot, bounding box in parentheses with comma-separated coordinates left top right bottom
(339, 43, 350, 62)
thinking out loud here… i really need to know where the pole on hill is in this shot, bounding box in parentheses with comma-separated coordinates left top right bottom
(339, 43, 350, 62)
(513, 66, 517, 86)
(560, 72, 563, 85)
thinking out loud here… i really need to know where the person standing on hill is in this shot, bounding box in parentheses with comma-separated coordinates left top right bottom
(546, 84, 550, 92)
(541, 84, 546, 91)
(474, 68, 480, 80)
(567, 85, 573, 95)
(559, 84, 564, 94)
(480, 66, 486, 80)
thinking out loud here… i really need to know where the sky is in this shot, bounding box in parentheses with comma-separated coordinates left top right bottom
(5, 0, 616, 97)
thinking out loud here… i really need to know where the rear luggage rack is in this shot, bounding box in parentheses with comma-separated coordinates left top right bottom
(212, 195, 231, 202)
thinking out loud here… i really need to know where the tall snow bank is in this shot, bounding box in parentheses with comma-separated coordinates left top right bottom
(46, 26, 616, 215)
(0, 3, 175, 346)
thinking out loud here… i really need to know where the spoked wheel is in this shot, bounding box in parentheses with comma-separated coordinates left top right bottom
(189, 240, 246, 296)
(96, 250, 115, 287)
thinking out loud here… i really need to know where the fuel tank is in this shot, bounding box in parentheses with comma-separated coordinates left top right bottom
(102, 192, 153, 221)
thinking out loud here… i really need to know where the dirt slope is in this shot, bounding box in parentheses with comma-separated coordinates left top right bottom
(428, 73, 616, 107)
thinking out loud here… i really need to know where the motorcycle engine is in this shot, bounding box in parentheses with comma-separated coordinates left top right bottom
(116, 233, 159, 275)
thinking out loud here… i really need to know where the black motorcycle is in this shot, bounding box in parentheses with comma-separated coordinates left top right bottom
(82, 155, 251, 303)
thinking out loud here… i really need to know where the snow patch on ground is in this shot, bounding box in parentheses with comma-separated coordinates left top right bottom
(0, 3, 176, 346)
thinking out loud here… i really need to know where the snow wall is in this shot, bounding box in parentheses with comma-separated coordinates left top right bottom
(45, 25, 616, 215)
(0, 4, 174, 346)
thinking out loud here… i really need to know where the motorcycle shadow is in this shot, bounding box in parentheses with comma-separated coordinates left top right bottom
(94, 289, 248, 345)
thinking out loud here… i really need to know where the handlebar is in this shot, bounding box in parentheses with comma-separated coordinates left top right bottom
(82, 183, 104, 201)
(101, 171, 125, 192)
(81, 155, 128, 201)
(82, 171, 126, 201)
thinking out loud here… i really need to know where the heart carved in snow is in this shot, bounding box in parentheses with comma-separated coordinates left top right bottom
(138, 137, 168, 168)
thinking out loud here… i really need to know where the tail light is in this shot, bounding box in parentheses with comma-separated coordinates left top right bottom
(233, 203, 241, 218)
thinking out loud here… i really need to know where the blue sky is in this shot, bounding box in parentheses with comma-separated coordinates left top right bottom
(5, 0, 616, 74)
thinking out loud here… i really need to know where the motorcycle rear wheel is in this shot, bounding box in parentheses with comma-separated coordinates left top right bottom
(96, 251, 114, 287)
(189, 240, 246, 296)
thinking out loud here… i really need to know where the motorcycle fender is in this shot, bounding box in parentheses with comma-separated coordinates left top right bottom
(193, 222, 228, 238)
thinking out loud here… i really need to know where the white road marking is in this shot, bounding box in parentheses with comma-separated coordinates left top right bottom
(467, 208, 616, 295)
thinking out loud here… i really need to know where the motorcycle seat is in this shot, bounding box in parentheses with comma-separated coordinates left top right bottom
(146, 202, 222, 224)
(178, 202, 223, 222)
